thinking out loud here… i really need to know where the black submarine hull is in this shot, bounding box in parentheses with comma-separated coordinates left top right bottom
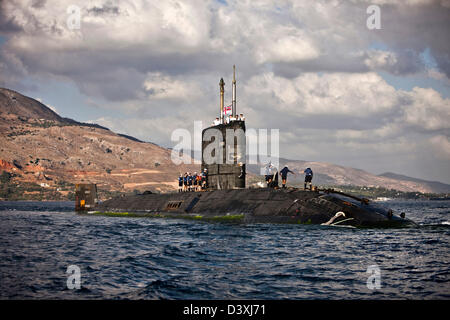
(94, 188, 415, 228)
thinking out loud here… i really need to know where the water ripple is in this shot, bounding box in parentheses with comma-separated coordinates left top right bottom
(0, 199, 449, 299)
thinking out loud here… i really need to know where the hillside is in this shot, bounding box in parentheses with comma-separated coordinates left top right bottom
(379, 172, 450, 194)
(0, 87, 448, 200)
(0, 88, 63, 122)
(0, 88, 198, 199)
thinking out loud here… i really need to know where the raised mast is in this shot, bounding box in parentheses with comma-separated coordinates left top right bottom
(232, 65, 236, 117)
(219, 78, 225, 124)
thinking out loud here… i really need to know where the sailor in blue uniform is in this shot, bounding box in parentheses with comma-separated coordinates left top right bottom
(193, 172, 198, 191)
(280, 166, 295, 188)
(201, 168, 208, 190)
(183, 173, 188, 192)
(178, 174, 183, 193)
(188, 173, 193, 191)
(304, 167, 313, 190)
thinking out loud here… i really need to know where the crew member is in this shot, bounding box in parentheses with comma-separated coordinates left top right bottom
(188, 172, 193, 191)
(213, 117, 220, 125)
(183, 173, 188, 192)
(264, 163, 273, 187)
(196, 173, 202, 191)
(178, 174, 183, 193)
(280, 166, 295, 188)
(193, 172, 198, 191)
(238, 162, 245, 179)
(304, 167, 313, 190)
(201, 168, 208, 189)
(269, 168, 279, 188)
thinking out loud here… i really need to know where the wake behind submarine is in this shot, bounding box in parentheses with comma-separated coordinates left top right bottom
(90, 66, 415, 228)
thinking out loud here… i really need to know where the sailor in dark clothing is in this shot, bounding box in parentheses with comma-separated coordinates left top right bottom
(178, 174, 183, 193)
(196, 173, 202, 191)
(188, 173, 193, 191)
(183, 173, 188, 192)
(280, 166, 295, 188)
(304, 167, 313, 190)
(269, 170, 279, 188)
(193, 172, 198, 191)
(201, 168, 208, 190)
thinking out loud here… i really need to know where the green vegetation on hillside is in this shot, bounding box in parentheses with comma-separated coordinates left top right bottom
(0, 180, 74, 201)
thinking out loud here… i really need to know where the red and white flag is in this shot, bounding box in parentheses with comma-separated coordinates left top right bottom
(224, 104, 232, 116)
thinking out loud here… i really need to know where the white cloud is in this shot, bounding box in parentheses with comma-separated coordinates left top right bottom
(427, 68, 449, 82)
(403, 87, 450, 131)
(243, 72, 399, 117)
(254, 28, 320, 64)
(430, 135, 450, 159)
(143, 72, 201, 100)
(364, 50, 398, 70)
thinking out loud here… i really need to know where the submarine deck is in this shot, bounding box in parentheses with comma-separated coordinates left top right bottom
(94, 188, 414, 227)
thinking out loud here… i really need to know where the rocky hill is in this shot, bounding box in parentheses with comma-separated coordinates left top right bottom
(0, 88, 63, 122)
(0, 87, 448, 200)
(0, 88, 198, 199)
(379, 172, 450, 194)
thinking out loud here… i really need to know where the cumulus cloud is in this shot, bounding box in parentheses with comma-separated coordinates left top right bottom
(430, 135, 450, 159)
(364, 50, 398, 70)
(403, 87, 450, 131)
(143, 72, 201, 101)
(2, 0, 449, 91)
(243, 72, 400, 118)
(253, 27, 320, 64)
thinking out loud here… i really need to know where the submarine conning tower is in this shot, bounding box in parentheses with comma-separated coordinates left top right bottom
(201, 65, 246, 190)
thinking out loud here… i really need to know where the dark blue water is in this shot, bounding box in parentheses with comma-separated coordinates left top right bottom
(0, 200, 449, 299)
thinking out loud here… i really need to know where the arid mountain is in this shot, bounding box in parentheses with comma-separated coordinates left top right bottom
(0, 88, 198, 198)
(379, 172, 450, 194)
(0, 88, 63, 122)
(0, 87, 448, 200)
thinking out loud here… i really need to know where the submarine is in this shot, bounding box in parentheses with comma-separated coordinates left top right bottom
(91, 66, 415, 228)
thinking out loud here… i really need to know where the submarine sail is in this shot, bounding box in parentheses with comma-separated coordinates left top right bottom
(202, 67, 246, 190)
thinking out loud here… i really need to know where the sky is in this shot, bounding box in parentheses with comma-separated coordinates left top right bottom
(0, 0, 449, 183)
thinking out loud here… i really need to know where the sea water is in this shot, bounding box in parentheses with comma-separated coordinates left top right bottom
(0, 200, 448, 299)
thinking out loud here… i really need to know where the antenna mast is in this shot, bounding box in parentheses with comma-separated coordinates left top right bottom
(219, 78, 225, 124)
(232, 65, 236, 117)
